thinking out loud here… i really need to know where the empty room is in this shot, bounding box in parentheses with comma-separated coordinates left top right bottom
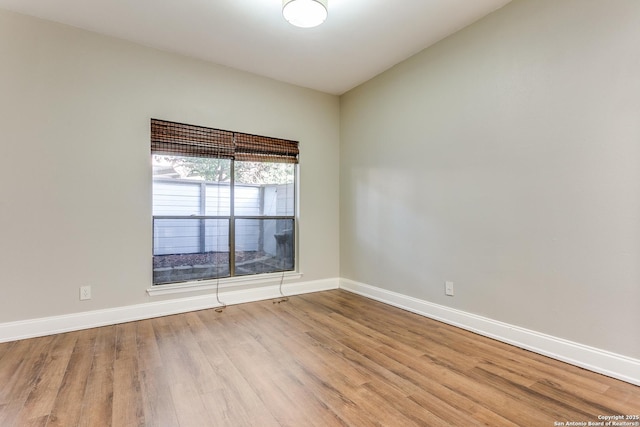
(0, 0, 639, 425)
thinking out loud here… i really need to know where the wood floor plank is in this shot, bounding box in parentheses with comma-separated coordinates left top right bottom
(0, 336, 57, 427)
(138, 366, 179, 427)
(14, 333, 76, 425)
(163, 313, 221, 395)
(217, 341, 312, 427)
(195, 317, 283, 426)
(134, 319, 163, 373)
(466, 364, 592, 422)
(0, 340, 16, 364)
(529, 377, 634, 418)
(47, 335, 96, 427)
(168, 377, 214, 427)
(200, 388, 281, 427)
(112, 355, 144, 427)
(0, 289, 638, 427)
(19, 415, 50, 427)
(604, 384, 640, 409)
(0, 336, 55, 404)
(114, 322, 138, 362)
(76, 326, 116, 427)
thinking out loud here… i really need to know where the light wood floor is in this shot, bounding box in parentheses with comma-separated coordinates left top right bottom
(1, 290, 638, 426)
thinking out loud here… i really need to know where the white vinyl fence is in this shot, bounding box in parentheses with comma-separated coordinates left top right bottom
(153, 179, 294, 256)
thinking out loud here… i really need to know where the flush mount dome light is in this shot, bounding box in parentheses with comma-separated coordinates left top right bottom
(282, 0, 328, 28)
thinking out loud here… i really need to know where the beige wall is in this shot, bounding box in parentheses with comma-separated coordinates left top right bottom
(0, 9, 340, 322)
(340, 0, 640, 359)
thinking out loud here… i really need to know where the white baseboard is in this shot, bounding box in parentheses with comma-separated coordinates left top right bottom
(0, 278, 339, 343)
(339, 278, 640, 387)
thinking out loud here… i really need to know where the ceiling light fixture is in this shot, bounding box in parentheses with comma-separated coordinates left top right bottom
(282, 0, 328, 28)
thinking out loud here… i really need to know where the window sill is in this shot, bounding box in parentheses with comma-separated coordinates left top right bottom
(146, 271, 303, 296)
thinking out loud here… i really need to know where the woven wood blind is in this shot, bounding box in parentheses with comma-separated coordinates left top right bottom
(235, 133, 298, 164)
(151, 119, 234, 159)
(151, 119, 298, 164)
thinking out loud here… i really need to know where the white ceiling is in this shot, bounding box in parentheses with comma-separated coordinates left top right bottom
(0, 0, 512, 95)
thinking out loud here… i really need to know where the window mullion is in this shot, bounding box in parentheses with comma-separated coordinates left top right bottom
(229, 159, 236, 277)
(199, 181, 206, 253)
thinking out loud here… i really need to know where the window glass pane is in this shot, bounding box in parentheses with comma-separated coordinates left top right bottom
(152, 155, 231, 216)
(235, 219, 294, 276)
(234, 161, 295, 216)
(152, 180, 200, 216)
(205, 183, 231, 216)
(153, 218, 229, 284)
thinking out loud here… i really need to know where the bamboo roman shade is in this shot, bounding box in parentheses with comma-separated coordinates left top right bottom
(151, 120, 234, 159)
(151, 119, 299, 164)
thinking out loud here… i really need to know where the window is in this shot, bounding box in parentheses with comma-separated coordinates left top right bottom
(151, 119, 298, 286)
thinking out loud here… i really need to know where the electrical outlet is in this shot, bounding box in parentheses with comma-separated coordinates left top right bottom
(80, 286, 92, 301)
(445, 281, 454, 296)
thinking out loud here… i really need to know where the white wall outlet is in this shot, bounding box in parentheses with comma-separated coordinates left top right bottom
(80, 286, 92, 300)
(445, 281, 454, 296)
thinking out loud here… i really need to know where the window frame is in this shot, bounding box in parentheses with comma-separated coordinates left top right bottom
(150, 119, 299, 291)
